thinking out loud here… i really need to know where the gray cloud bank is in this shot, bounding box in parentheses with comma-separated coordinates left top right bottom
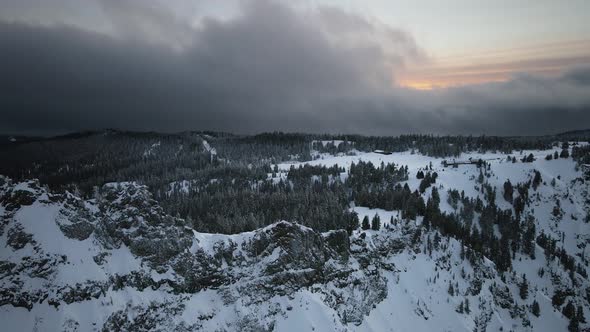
(1, 0, 589, 136)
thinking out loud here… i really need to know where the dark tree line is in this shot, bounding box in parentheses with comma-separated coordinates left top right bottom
(0, 130, 213, 195)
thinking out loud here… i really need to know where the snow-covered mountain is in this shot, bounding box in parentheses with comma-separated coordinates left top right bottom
(1, 143, 589, 331)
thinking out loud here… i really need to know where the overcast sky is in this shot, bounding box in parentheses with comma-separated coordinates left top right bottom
(1, 0, 589, 136)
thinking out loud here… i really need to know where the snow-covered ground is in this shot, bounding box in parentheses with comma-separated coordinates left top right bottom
(274, 143, 589, 331)
(1, 143, 589, 331)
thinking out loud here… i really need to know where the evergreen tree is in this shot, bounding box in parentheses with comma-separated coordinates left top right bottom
(503, 180, 513, 203)
(448, 281, 454, 296)
(519, 274, 529, 300)
(563, 301, 576, 319)
(371, 214, 381, 231)
(346, 213, 360, 235)
(532, 300, 540, 317)
(527, 153, 535, 162)
(522, 214, 536, 259)
(498, 236, 512, 272)
(431, 187, 441, 207)
(532, 170, 542, 190)
(568, 316, 579, 332)
(477, 170, 485, 183)
(362, 215, 370, 230)
(560, 148, 570, 158)
(522, 153, 535, 162)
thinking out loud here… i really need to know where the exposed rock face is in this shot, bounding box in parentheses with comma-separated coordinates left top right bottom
(57, 212, 95, 241)
(102, 300, 196, 332)
(55, 194, 97, 241)
(250, 221, 328, 274)
(6, 224, 34, 250)
(2, 187, 38, 211)
(0, 178, 395, 330)
(97, 183, 193, 269)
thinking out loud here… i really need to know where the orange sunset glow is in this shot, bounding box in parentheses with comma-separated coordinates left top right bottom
(397, 39, 590, 89)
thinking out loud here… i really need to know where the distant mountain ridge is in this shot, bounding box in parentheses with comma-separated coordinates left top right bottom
(2, 127, 590, 144)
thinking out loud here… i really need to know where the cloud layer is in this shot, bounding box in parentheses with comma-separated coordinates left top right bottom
(1, 0, 589, 136)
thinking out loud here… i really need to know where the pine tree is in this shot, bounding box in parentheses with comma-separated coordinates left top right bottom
(346, 213, 360, 235)
(464, 298, 470, 314)
(519, 274, 529, 299)
(524, 153, 535, 162)
(448, 281, 454, 296)
(560, 148, 570, 158)
(503, 180, 513, 203)
(568, 316, 579, 332)
(371, 214, 381, 231)
(362, 215, 370, 230)
(532, 170, 542, 190)
(563, 301, 576, 319)
(522, 215, 536, 259)
(532, 300, 540, 317)
(498, 236, 512, 272)
(431, 187, 441, 207)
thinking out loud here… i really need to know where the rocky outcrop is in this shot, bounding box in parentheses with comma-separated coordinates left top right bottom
(97, 183, 193, 270)
(0, 177, 405, 329)
(2, 187, 38, 211)
(56, 197, 97, 241)
(6, 224, 34, 250)
(102, 300, 196, 332)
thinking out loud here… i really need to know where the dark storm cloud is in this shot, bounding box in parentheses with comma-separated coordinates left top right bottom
(0, 0, 589, 136)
